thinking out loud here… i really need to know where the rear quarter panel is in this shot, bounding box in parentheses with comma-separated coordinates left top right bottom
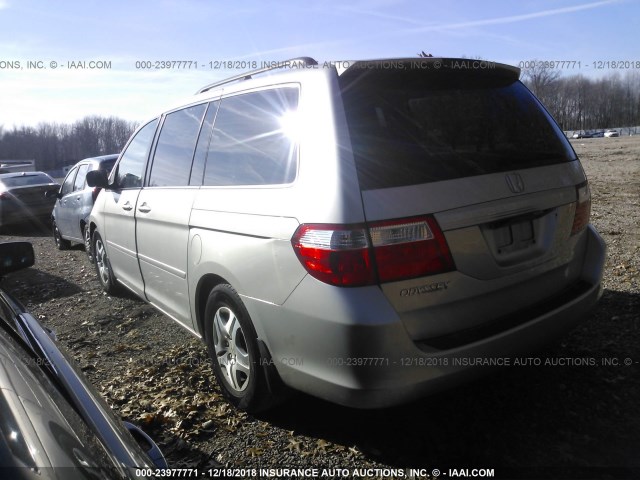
(187, 69, 366, 335)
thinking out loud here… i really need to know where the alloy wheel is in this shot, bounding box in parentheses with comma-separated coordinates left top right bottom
(94, 238, 110, 286)
(212, 306, 251, 393)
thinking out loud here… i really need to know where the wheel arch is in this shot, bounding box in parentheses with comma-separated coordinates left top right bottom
(88, 221, 98, 240)
(200, 280, 289, 410)
(194, 273, 229, 337)
(88, 221, 96, 252)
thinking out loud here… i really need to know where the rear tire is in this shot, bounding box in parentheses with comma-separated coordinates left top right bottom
(204, 284, 285, 412)
(93, 231, 118, 294)
(53, 221, 71, 250)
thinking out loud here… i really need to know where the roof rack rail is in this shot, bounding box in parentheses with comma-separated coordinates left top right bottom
(196, 56, 318, 94)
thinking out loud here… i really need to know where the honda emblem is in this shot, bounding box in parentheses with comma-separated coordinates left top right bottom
(505, 173, 525, 194)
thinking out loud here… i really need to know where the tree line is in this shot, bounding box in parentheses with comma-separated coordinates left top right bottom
(522, 64, 640, 132)
(0, 116, 137, 172)
(1, 66, 639, 172)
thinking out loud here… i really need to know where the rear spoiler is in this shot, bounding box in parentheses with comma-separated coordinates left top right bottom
(337, 57, 521, 81)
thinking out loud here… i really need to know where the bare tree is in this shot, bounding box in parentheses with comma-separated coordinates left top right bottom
(0, 116, 137, 171)
(520, 65, 640, 131)
(521, 60, 562, 109)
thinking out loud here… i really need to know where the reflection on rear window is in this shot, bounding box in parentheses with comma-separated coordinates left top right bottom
(100, 160, 116, 173)
(0, 174, 54, 188)
(340, 71, 576, 190)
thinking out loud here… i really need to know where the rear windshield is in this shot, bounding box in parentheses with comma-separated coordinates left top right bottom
(99, 159, 116, 173)
(340, 69, 576, 190)
(0, 173, 54, 188)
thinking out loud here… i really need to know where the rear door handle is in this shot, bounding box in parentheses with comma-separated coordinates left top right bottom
(122, 201, 133, 211)
(138, 203, 151, 213)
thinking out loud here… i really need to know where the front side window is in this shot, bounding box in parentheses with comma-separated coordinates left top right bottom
(149, 104, 208, 187)
(203, 87, 299, 186)
(115, 119, 158, 189)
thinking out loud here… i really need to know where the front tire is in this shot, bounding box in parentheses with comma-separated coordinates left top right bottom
(93, 231, 118, 294)
(204, 284, 282, 412)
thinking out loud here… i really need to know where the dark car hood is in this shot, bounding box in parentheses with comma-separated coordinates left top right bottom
(0, 288, 163, 478)
(0, 326, 125, 479)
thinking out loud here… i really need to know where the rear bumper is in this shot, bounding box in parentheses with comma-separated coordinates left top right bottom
(248, 225, 605, 408)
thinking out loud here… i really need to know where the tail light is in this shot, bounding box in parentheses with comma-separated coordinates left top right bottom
(291, 216, 455, 287)
(571, 181, 591, 235)
(291, 224, 374, 286)
(0, 191, 15, 202)
(370, 217, 455, 283)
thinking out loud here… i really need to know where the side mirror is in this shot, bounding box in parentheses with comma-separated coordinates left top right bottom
(0, 242, 35, 278)
(86, 169, 109, 188)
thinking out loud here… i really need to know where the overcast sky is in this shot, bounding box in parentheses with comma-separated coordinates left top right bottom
(0, 0, 637, 127)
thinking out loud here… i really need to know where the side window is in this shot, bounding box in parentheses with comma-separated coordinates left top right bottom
(203, 87, 299, 186)
(149, 104, 207, 187)
(73, 164, 89, 191)
(189, 101, 219, 186)
(60, 167, 78, 196)
(115, 119, 158, 189)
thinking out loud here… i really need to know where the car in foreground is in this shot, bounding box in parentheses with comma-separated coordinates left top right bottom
(0, 241, 167, 478)
(0, 172, 59, 229)
(88, 57, 606, 411)
(51, 154, 118, 259)
(604, 129, 619, 137)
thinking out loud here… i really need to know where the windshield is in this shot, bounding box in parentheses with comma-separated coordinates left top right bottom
(340, 70, 576, 190)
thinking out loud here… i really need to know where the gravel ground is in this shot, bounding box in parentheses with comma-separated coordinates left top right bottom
(1, 136, 639, 479)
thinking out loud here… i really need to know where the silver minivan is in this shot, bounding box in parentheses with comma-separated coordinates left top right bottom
(87, 57, 605, 412)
